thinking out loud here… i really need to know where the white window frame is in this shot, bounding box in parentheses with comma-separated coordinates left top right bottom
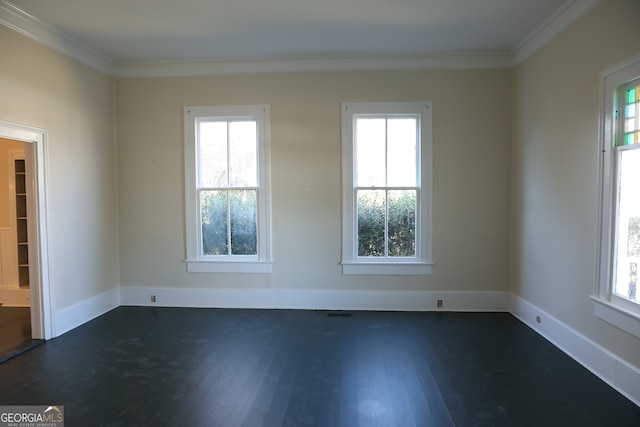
(184, 105, 272, 273)
(594, 55, 640, 338)
(341, 102, 433, 275)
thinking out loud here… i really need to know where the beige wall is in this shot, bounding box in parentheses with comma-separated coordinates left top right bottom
(0, 25, 119, 310)
(0, 138, 24, 229)
(116, 69, 511, 293)
(511, 0, 640, 367)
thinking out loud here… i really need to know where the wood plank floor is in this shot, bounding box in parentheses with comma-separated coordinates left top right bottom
(0, 307, 638, 426)
(0, 307, 44, 363)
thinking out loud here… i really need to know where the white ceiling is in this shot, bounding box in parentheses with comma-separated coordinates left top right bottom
(1, 0, 599, 75)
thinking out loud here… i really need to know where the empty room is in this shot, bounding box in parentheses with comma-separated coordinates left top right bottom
(0, 0, 639, 425)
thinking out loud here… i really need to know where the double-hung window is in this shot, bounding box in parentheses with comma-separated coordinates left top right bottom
(184, 105, 272, 273)
(341, 102, 433, 275)
(595, 56, 640, 337)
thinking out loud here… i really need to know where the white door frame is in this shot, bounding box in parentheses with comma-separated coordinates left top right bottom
(0, 119, 54, 339)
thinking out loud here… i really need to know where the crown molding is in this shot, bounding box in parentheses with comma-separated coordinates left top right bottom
(510, 0, 603, 65)
(1, 0, 602, 77)
(0, 0, 114, 75)
(114, 53, 512, 78)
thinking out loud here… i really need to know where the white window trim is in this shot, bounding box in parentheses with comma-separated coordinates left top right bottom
(184, 105, 272, 273)
(341, 102, 433, 275)
(594, 55, 640, 338)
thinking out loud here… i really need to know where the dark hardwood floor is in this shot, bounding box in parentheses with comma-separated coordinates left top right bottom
(0, 306, 44, 363)
(0, 307, 638, 426)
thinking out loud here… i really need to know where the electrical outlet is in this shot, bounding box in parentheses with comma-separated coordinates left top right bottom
(437, 300, 443, 308)
(536, 315, 541, 323)
(151, 295, 156, 303)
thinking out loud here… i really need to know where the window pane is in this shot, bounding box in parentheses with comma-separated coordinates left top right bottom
(625, 102, 635, 119)
(356, 118, 386, 187)
(388, 190, 416, 257)
(625, 133, 634, 145)
(230, 190, 257, 255)
(357, 189, 385, 256)
(387, 118, 417, 186)
(624, 118, 636, 132)
(614, 148, 640, 303)
(201, 190, 228, 255)
(623, 85, 640, 146)
(229, 121, 257, 187)
(199, 122, 228, 188)
(626, 118, 636, 133)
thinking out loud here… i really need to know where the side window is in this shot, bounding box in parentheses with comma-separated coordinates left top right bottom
(341, 102, 433, 275)
(184, 105, 272, 273)
(611, 80, 640, 305)
(595, 56, 640, 337)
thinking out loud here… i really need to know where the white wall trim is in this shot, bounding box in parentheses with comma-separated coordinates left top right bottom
(54, 287, 120, 337)
(511, 0, 602, 65)
(509, 293, 640, 407)
(0, 120, 54, 340)
(120, 287, 508, 312)
(115, 54, 512, 78)
(1, 0, 599, 77)
(592, 296, 640, 339)
(0, 0, 114, 75)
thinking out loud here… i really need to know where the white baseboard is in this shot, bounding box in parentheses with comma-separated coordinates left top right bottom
(54, 287, 120, 337)
(509, 293, 640, 407)
(119, 287, 509, 312)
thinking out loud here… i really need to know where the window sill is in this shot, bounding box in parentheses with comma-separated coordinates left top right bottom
(591, 295, 640, 339)
(186, 260, 272, 274)
(342, 262, 433, 275)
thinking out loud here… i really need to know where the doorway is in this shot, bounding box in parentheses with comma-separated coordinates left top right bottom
(0, 121, 53, 351)
(0, 141, 29, 303)
(0, 138, 39, 361)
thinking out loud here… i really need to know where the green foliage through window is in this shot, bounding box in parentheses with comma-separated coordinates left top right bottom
(201, 190, 257, 256)
(357, 190, 416, 257)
